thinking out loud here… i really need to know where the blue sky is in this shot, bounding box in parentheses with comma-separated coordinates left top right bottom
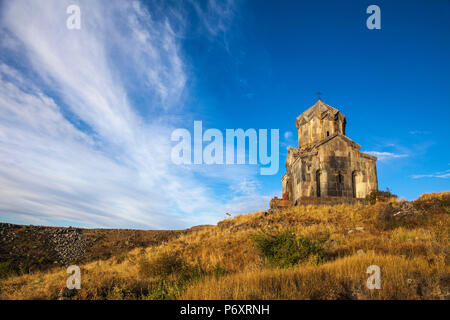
(0, 0, 449, 229)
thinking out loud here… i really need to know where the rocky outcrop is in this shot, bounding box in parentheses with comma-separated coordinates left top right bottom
(47, 227, 88, 265)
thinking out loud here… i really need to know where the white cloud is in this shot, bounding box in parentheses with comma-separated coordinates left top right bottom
(188, 0, 236, 37)
(363, 151, 408, 161)
(0, 0, 258, 229)
(225, 177, 273, 215)
(411, 169, 450, 179)
(284, 131, 293, 140)
(222, 194, 271, 216)
(230, 178, 259, 195)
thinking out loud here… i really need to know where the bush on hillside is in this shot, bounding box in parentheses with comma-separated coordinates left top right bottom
(0, 260, 16, 279)
(252, 229, 327, 268)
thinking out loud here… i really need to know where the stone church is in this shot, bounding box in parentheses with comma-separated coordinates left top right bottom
(273, 98, 378, 207)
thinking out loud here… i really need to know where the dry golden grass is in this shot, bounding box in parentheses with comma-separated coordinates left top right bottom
(0, 192, 448, 300)
(181, 253, 448, 299)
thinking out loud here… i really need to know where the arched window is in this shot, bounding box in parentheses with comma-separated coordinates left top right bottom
(352, 171, 362, 198)
(327, 131, 330, 137)
(316, 170, 321, 197)
(336, 172, 344, 196)
(286, 179, 293, 201)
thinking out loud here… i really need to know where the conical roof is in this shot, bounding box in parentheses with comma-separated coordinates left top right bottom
(296, 98, 343, 127)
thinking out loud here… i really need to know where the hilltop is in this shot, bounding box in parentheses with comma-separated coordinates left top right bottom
(0, 192, 448, 300)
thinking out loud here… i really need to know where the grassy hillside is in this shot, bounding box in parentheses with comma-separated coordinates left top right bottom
(0, 224, 184, 276)
(0, 192, 448, 300)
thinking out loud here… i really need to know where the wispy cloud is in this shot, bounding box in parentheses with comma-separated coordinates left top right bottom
(230, 178, 259, 195)
(0, 0, 260, 229)
(409, 130, 431, 135)
(188, 0, 236, 37)
(280, 131, 295, 151)
(411, 169, 450, 179)
(284, 131, 293, 140)
(363, 151, 409, 161)
(222, 194, 272, 216)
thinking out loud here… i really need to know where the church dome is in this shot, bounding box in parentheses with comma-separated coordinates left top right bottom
(296, 98, 343, 127)
(295, 98, 346, 147)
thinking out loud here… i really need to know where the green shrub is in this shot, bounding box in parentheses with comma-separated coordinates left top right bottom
(0, 260, 16, 279)
(212, 264, 228, 279)
(106, 286, 124, 300)
(252, 229, 327, 268)
(138, 259, 228, 300)
(141, 279, 182, 300)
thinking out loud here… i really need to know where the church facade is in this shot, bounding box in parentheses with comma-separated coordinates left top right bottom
(280, 98, 378, 205)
